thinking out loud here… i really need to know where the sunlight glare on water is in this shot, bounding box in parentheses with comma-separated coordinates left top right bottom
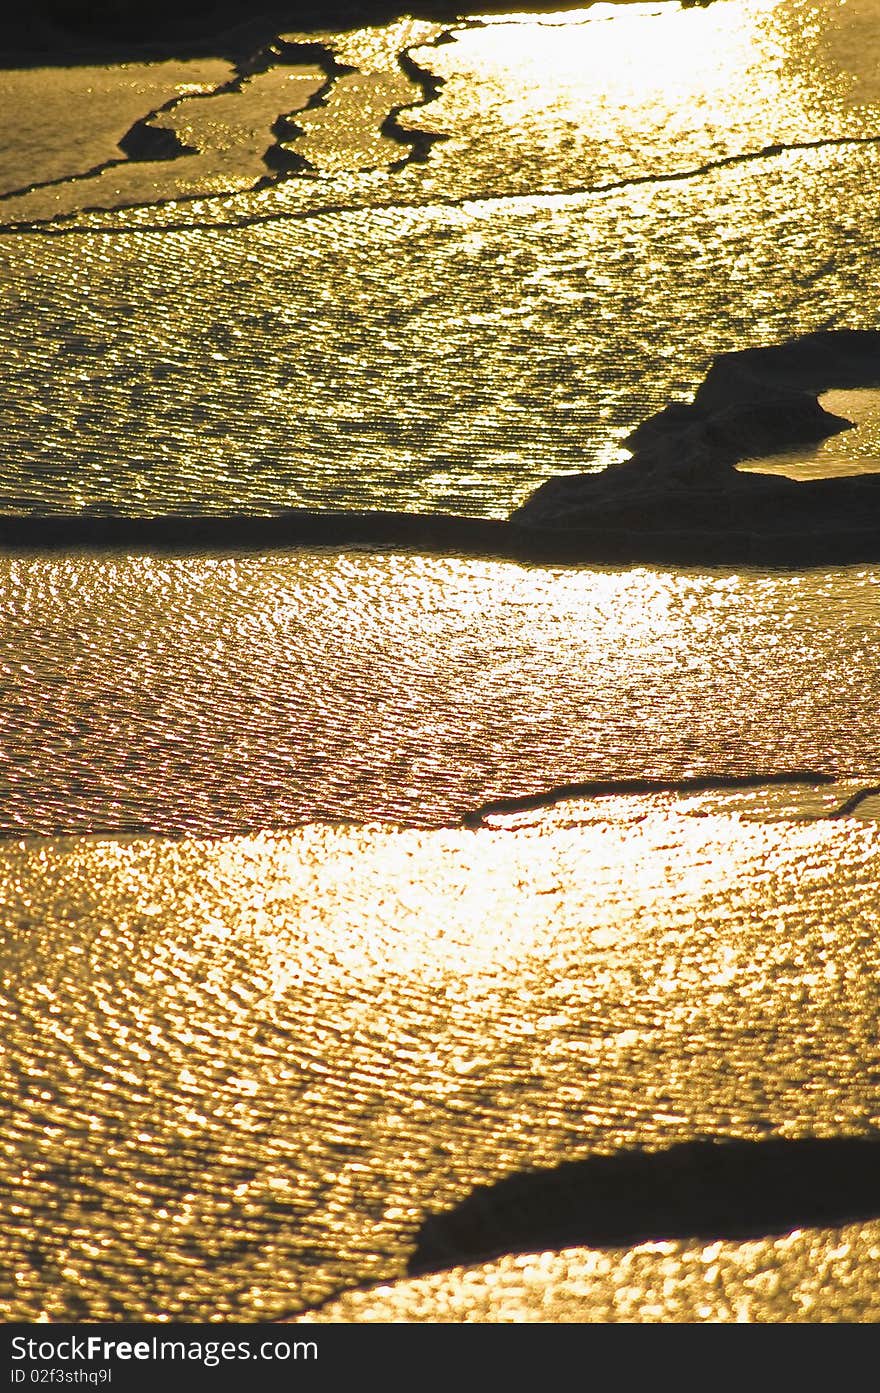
(296, 1226, 880, 1323)
(439, 0, 793, 186)
(3, 0, 880, 1327)
(2, 552, 880, 835)
(2, 2, 880, 512)
(2, 805, 880, 1319)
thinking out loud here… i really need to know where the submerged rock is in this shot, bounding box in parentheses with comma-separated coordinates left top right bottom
(513, 330, 880, 545)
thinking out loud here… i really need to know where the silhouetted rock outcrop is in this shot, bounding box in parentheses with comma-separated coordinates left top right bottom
(513, 330, 880, 545)
(408, 1135, 880, 1276)
(4, 332, 880, 568)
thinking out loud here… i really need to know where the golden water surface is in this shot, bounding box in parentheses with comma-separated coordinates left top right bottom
(3, 801, 879, 1319)
(2, 0, 880, 1322)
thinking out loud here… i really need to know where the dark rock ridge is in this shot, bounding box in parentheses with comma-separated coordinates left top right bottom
(0, 510, 509, 554)
(4, 332, 880, 567)
(5, 497, 880, 566)
(827, 783, 880, 818)
(0, 3, 598, 66)
(461, 770, 834, 827)
(513, 330, 880, 545)
(408, 1135, 880, 1276)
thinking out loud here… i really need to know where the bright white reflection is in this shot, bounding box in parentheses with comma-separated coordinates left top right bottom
(3, 802, 880, 1320)
(295, 1222, 880, 1323)
(462, 1, 786, 135)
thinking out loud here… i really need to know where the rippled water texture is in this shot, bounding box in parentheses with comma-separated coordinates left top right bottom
(295, 1226, 880, 1322)
(2, 0, 880, 513)
(3, 0, 880, 1325)
(3, 802, 880, 1319)
(2, 553, 880, 835)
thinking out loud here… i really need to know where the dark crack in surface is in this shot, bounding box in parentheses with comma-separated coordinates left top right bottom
(0, 98, 200, 208)
(382, 31, 450, 169)
(0, 38, 326, 216)
(0, 22, 452, 227)
(260, 40, 356, 177)
(4, 132, 880, 239)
